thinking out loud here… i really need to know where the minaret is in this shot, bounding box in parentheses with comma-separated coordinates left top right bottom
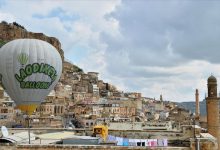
(195, 89, 200, 120)
(160, 94, 164, 107)
(206, 75, 220, 148)
(160, 94, 163, 102)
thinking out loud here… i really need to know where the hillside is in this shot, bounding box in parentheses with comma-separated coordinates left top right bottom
(177, 99, 207, 116)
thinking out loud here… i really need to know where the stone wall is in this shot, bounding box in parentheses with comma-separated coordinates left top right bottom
(0, 144, 190, 150)
(0, 22, 64, 61)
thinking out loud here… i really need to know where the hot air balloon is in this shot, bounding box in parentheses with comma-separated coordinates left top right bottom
(0, 39, 62, 115)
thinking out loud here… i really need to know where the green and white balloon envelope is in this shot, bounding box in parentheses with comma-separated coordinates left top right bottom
(0, 39, 62, 115)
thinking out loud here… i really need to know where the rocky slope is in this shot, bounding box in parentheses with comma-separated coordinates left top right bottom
(0, 21, 83, 73)
(0, 21, 64, 60)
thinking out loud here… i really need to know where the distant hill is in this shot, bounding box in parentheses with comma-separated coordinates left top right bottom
(177, 99, 207, 116)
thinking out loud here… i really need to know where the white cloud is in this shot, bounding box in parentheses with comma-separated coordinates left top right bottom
(0, 11, 15, 22)
(1, 0, 220, 102)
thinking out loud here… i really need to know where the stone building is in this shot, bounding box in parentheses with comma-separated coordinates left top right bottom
(124, 92, 142, 99)
(54, 83, 73, 99)
(168, 107, 191, 125)
(87, 72, 99, 83)
(103, 99, 137, 118)
(88, 84, 99, 97)
(37, 101, 65, 117)
(36, 90, 66, 118)
(206, 75, 220, 149)
(0, 90, 15, 126)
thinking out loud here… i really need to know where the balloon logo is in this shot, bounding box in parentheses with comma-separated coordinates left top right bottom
(0, 39, 63, 115)
(17, 53, 29, 66)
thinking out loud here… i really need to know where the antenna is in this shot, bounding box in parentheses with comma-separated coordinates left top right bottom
(1, 126, 9, 137)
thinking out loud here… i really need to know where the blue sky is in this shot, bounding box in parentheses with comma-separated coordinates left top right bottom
(1, 0, 220, 102)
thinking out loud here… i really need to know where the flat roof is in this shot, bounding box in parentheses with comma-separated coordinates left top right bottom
(0, 131, 35, 144)
(36, 131, 99, 140)
(30, 139, 61, 144)
(37, 131, 75, 140)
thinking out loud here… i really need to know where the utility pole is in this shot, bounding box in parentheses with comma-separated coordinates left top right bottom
(26, 114, 31, 144)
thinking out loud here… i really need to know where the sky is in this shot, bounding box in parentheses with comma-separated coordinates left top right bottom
(1, 0, 220, 102)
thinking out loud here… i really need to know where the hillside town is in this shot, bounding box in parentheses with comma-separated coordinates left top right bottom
(0, 22, 185, 130)
(0, 22, 219, 150)
(0, 58, 187, 130)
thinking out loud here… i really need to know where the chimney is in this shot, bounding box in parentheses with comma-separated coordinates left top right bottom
(195, 89, 200, 119)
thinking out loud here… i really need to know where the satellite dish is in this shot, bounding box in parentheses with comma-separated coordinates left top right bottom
(1, 126, 9, 137)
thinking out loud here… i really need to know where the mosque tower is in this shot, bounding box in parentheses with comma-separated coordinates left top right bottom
(195, 89, 200, 121)
(206, 75, 220, 148)
(160, 94, 163, 102)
